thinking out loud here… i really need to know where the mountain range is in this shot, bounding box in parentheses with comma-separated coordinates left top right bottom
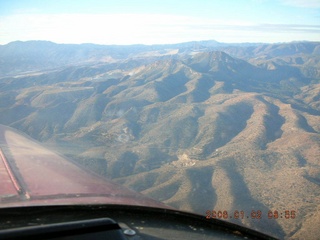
(0, 40, 319, 239)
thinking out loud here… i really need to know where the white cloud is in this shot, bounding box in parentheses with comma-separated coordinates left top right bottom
(0, 13, 255, 44)
(280, 0, 320, 8)
(0, 13, 319, 45)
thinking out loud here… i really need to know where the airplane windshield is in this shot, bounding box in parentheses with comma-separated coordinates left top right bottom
(0, 1, 319, 239)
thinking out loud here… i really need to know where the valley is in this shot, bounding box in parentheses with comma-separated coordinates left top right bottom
(0, 40, 319, 239)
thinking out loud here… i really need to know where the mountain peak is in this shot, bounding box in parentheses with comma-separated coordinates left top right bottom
(185, 51, 247, 73)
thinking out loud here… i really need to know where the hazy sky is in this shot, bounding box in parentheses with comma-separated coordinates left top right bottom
(0, 0, 319, 45)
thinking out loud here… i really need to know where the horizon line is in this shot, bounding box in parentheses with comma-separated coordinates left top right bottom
(1, 39, 319, 47)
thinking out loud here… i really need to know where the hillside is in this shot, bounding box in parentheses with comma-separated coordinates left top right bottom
(0, 40, 319, 239)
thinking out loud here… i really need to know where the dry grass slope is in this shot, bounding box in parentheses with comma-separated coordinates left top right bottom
(0, 41, 319, 239)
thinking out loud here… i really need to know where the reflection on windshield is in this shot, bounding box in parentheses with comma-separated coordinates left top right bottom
(0, 1, 320, 240)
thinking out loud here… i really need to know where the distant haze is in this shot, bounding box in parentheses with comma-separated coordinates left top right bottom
(0, 0, 319, 45)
